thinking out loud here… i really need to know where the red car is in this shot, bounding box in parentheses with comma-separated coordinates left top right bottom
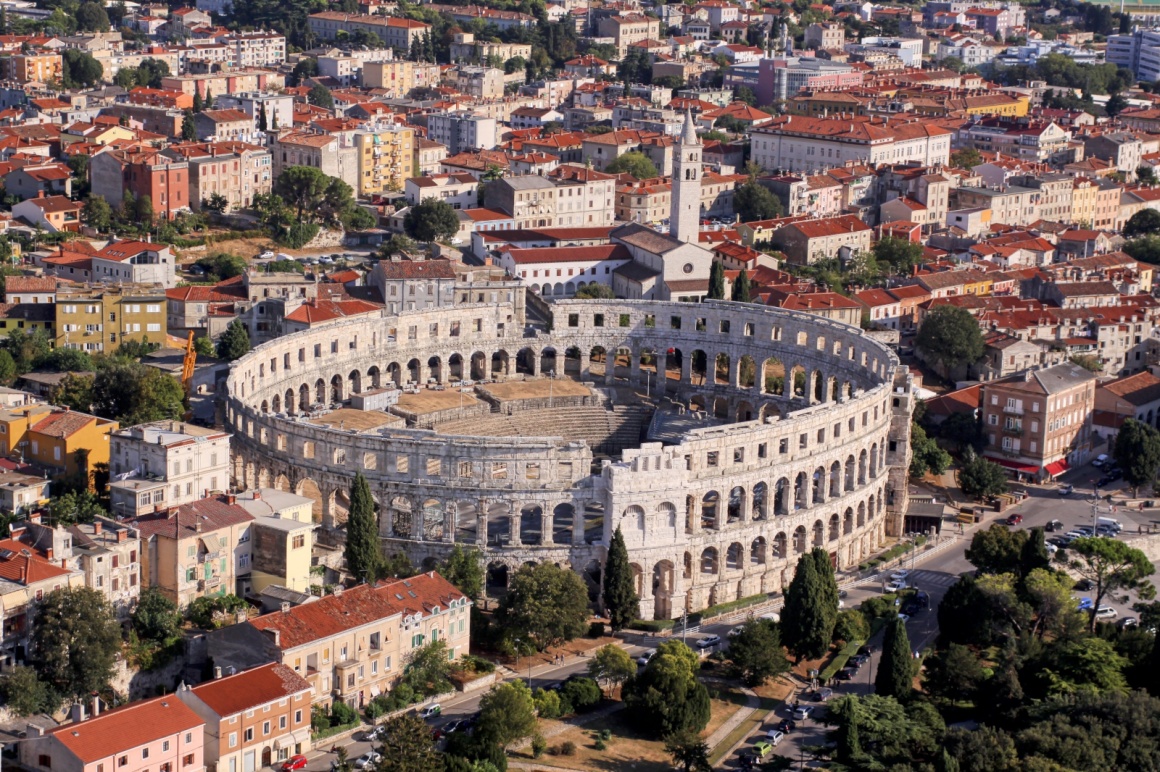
(1005, 514, 1023, 526)
(281, 756, 308, 772)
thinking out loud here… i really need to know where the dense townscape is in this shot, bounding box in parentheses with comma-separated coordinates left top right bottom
(1, 0, 1160, 769)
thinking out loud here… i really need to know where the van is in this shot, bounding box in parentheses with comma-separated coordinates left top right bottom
(1096, 517, 1122, 532)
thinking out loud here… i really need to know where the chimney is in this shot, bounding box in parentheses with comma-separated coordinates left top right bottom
(93, 520, 102, 535)
(334, 585, 344, 597)
(227, 493, 236, 505)
(214, 666, 222, 679)
(69, 703, 84, 724)
(253, 491, 261, 501)
(281, 601, 291, 613)
(45, 547, 52, 560)
(91, 695, 100, 718)
(116, 529, 126, 543)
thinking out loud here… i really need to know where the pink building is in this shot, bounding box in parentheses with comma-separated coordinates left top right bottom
(21, 696, 206, 772)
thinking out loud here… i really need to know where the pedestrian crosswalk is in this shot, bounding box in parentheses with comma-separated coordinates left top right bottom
(904, 569, 961, 589)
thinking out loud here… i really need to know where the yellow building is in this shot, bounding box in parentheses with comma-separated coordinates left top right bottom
(956, 93, 1029, 117)
(1070, 176, 1098, 228)
(361, 60, 414, 96)
(55, 286, 167, 353)
(235, 488, 315, 594)
(354, 125, 415, 195)
(0, 404, 117, 478)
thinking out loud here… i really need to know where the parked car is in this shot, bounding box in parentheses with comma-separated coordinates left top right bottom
(901, 600, 922, 616)
(766, 730, 785, 746)
(1058, 485, 1073, 496)
(777, 719, 797, 733)
(1045, 519, 1064, 532)
(281, 756, 308, 772)
(728, 625, 745, 638)
(835, 668, 855, 681)
(444, 719, 470, 734)
(1118, 616, 1140, 629)
(696, 635, 721, 649)
(420, 704, 442, 719)
(890, 569, 911, 580)
(1075, 579, 1094, 591)
(792, 705, 814, 720)
(752, 741, 773, 758)
(354, 753, 381, 770)
(637, 648, 657, 666)
(1077, 597, 1094, 611)
(898, 613, 911, 623)
(1005, 513, 1023, 526)
(885, 579, 909, 593)
(814, 688, 833, 702)
(258, 251, 275, 259)
(849, 653, 870, 666)
(1096, 605, 1117, 619)
(1093, 454, 1109, 467)
(760, 612, 780, 623)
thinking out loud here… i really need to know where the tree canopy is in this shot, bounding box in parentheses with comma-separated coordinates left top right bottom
(1113, 418, 1160, 495)
(958, 453, 1009, 500)
(602, 527, 639, 631)
(345, 472, 381, 583)
(916, 305, 985, 373)
(1123, 208, 1160, 239)
(497, 562, 590, 650)
(781, 548, 837, 661)
(31, 586, 120, 703)
(603, 151, 658, 180)
(404, 198, 460, 243)
(1068, 537, 1155, 631)
(622, 640, 711, 737)
(217, 319, 252, 361)
(734, 180, 784, 222)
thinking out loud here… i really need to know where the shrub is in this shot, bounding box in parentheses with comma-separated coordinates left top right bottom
(858, 563, 869, 571)
(588, 621, 606, 638)
(393, 683, 415, 705)
(560, 741, 577, 756)
(593, 739, 607, 751)
(280, 222, 319, 249)
(329, 700, 356, 726)
(833, 608, 871, 643)
(628, 619, 675, 632)
(560, 677, 601, 712)
(599, 729, 612, 741)
(533, 687, 562, 719)
(311, 705, 330, 732)
(531, 734, 547, 758)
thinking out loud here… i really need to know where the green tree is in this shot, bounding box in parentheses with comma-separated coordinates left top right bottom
(575, 283, 615, 299)
(0, 665, 56, 716)
(707, 260, 725, 300)
(1041, 636, 1128, 696)
(833, 608, 870, 643)
(781, 550, 836, 661)
(273, 165, 330, 222)
(345, 472, 381, 583)
(1123, 208, 1160, 239)
(602, 526, 639, 631)
(603, 151, 658, 179)
(258, 103, 268, 132)
(195, 252, 247, 281)
(949, 147, 982, 168)
(873, 236, 924, 272)
(31, 586, 120, 701)
(587, 643, 636, 695)
(1020, 527, 1051, 576)
(731, 269, 752, 303)
(875, 617, 914, 700)
(135, 194, 154, 225)
(943, 726, 1019, 772)
(1113, 418, 1160, 495)
(1068, 537, 1155, 631)
(1124, 234, 1160, 265)
(497, 562, 590, 650)
(192, 90, 204, 114)
(82, 194, 113, 231)
(910, 422, 951, 478)
(404, 198, 461, 242)
(36, 347, 93, 373)
(477, 679, 537, 749)
(438, 544, 484, 600)
(622, 640, 711, 737)
(308, 84, 334, 109)
(665, 729, 712, 772)
(216, 319, 251, 361)
(966, 524, 1028, 575)
(922, 644, 983, 705)
(61, 49, 103, 87)
(90, 362, 184, 425)
(1106, 92, 1129, 118)
(132, 586, 181, 644)
(193, 336, 216, 357)
(181, 111, 197, 141)
(52, 372, 94, 413)
(958, 454, 1009, 500)
(734, 180, 784, 222)
(728, 618, 789, 686)
(916, 305, 985, 373)
(0, 350, 15, 385)
(376, 712, 440, 772)
(403, 639, 453, 696)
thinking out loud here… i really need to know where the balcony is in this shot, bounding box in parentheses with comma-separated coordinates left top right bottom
(1002, 405, 1023, 415)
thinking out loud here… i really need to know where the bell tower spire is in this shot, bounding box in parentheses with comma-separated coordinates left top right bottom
(671, 109, 702, 244)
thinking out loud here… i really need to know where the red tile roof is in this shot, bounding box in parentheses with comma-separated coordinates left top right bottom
(46, 696, 203, 763)
(190, 663, 311, 716)
(129, 495, 254, 539)
(284, 298, 381, 325)
(249, 572, 468, 650)
(5, 276, 57, 293)
(0, 537, 71, 584)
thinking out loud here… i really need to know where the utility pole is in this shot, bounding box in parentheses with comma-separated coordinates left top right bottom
(681, 608, 688, 644)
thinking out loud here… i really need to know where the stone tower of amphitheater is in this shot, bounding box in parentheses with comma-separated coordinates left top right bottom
(226, 291, 913, 619)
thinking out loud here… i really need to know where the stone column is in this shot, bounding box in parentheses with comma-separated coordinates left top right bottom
(476, 499, 488, 547)
(378, 487, 394, 536)
(572, 506, 586, 545)
(443, 506, 455, 543)
(579, 353, 591, 380)
(653, 352, 667, 397)
(541, 510, 553, 545)
(321, 487, 335, 531)
(411, 498, 424, 541)
(689, 497, 701, 535)
(729, 356, 741, 388)
(510, 513, 522, 546)
(681, 355, 692, 385)
(531, 353, 542, 375)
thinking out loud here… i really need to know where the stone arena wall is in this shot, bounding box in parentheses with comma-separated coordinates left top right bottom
(225, 298, 914, 619)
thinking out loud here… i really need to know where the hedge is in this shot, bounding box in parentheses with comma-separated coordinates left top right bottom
(692, 593, 769, 624)
(820, 638, 864, 682)
(628, 618, 675, 632)
(310, 720, 359, 741)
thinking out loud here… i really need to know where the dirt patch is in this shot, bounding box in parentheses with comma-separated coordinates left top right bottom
(480, 378, 592, 401)
(752, 674, 797, 703)
(501, 636, 620, 670)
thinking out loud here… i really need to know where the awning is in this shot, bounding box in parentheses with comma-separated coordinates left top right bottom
(987, 457, 1038, 474)
(369, 684, 381, 697)
(1044, 459, 1069, 477)
(272, 729, 310, 751)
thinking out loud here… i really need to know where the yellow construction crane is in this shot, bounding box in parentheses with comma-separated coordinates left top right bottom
(181, 331, 197, 420)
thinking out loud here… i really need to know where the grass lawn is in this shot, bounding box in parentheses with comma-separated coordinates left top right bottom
(511, 685, 750, 771)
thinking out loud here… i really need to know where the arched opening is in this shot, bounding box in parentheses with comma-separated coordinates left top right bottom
(845, 455, 856, 491)
(736, 401, 754, 422)
(260, 400, 269, 414)
(690, 394, 707, 413)
(750, 537, 767, 565)
(348, 369, 362, 395)
(541, 347, 558, 375)
(870, 444, 879, 479)
(624, 504, 645, 533)
(683, 551, 693, 580)
(583, 501, 604, 544)
(487, 562, 509, 589)
(368, 365, 381, 389)
(629, 563, 644, 600)
(589, 346, 607, 377)
(455, 500, 477, 543)
(793, 525, 807, 554)
(812, 519, 824, 547)
(297, 478, 323, 523)
(658, 501, 677, 530)
(407, 358, 421, 384)
(470, 351, 487, 380)
(857, 501, 866, 527)
(791, 366, 807, 398)
(271, 394, 281, 413)
(727, 486, 745, 524)
(714, 353, 730, 385)
(491, 350, 509, 378)
(390, 496, 412, 538)
(794, 472, 808, 510)
(330, 375, 344, 404)
(843, 508, 854, 535)
(563, 346, 581, 377)
(387, 362, 401, 387)
(284, 389, 295, 414)
(773, 532, 787, 559)
(738, 355, 756, 389)
(274, 473, 290, 492)
(653, 560, 674, 620)
(691, 350, 707, 385)
(700, 547, 718, 575)
(713, 397, 730, 419)
(752, 482, 768, 520)
(666, 347, 683, 389)
(552, 503, 574, 544)
(487, 501, 511, 545)
(299, 383, 310, 412)
(314, 379, 326, 404)
(828, 513, 840, 541)
(520, 503, 543, 545)
(426, 356, 442, 384)
(701, 491, 719, 529)
(813, 370, 824, 402)
(725, 542, 743, 570)
(830, 376, 839, 402)
(812, 466, 825, 505)
(774, 477, 789, 516)
(858, 450, 868, 486)
(422, 499, 443, 540)
(448, 355, 464, 381)
(829, 461, 841, 498)
(516, 348, 536, 375)
(763, 357, 784, 395)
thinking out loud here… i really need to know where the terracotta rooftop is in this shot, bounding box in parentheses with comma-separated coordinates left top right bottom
(189, 663, 311, 716)
(46, 696, 203, 763)
(129, 494, 254, 540)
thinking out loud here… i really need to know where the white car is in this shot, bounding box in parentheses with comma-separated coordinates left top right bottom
(419, 704, 442, 719)
(760, 612, 780, 623)
(1096, 606, 1118, 619)
(353, 753, 381, 769)
(1093, 454, 1110, 467)
(696, 634, 721, 649)
(791, 705, 813, 721)
(766, 729, 785, 746)
(897, 613, 911, 622)
(637, 648, 657, 666)
(885, 580, 909, 593)
(728, 625, 745, 638)
(258, 250, 275, 259)
(276, 252, 292, 261)
(890, 569, 911, 580)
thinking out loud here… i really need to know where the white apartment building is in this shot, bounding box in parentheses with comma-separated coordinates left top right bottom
(750, 115, 952, 173)
(1108, 27, 1160, 82)
(217, 31, 286, 68)
(404, 172, 479, 209)
(109, 421, 232, 518)
(425, 111, 498, 155)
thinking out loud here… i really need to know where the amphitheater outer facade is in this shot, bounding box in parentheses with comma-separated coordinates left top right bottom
(226, 297, 914, 619)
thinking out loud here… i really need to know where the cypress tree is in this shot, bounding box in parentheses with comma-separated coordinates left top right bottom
(192, 90, 203, 113)
(258, 103, 267, 132)
(731, 268, 752, 302)
(204, 87, 213, 109)
(1019, 526, 1050, 577)
(344, 472, 381, 583)
(602, 526, 639, 631)
(781, 552, 831, 661)
(875, 617, 914, 700)
(708, 260, 725, 300)
(215, 318, 250, 361)
(810, 547, 839, 638)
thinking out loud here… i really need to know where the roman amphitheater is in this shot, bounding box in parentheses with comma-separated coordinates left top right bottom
(226, 292, 914, 619)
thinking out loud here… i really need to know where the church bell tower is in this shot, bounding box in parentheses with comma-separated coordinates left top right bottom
(671, 109, 702, 244)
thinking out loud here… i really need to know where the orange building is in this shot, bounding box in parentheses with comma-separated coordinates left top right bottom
(129, 86, 195, 110)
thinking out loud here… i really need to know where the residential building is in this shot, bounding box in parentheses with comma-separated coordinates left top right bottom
(129, 494, 255, 607)
(0, 404, 117, 478)
(21, 696, 204, 772)
(282, 298, 383, 334)
(750, 115, 951, 173)
(0, 528, 84, 664)
(367, 259, 458, 314)
(56, 286, 168, 353)
(1093, 370, 1160, 441)
(90, 148, 191, 221)
(193, 109, 257, 144)
(1083, 132, 1144, 178)
(448, 32, 532, 64)
(271, 132, 357, 191)
(981, 363, 1097, 481)
(804, 22, 845, 50)
(162, 141, 273, 214)
(4, 163, 73, 200)
(854, 288, 903, 330)
(598, 13, 661, 57)
(109, 421, 231, 519)
(405, 173, 479, 210)
(177, 663, 312, 772)
(0, 471, 50, 514)
(955, 185, 1042, 228)
(213, 572, 471, 709)
(354, 125, 415, 195)
(425, 111, 498, 155)
(961, 118, 1072, 163)
(453, 66, 505, 99)
(307, 12, 431, 49)
(5, 276, 57, 305)
(246, 503, 314, 594)
(12, 194, 82, 233)
(218, 31, 286, 68)
(1108, 26, 1160, 82)
(774, 214, 873, 265)
(214, 92, 294, 136)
